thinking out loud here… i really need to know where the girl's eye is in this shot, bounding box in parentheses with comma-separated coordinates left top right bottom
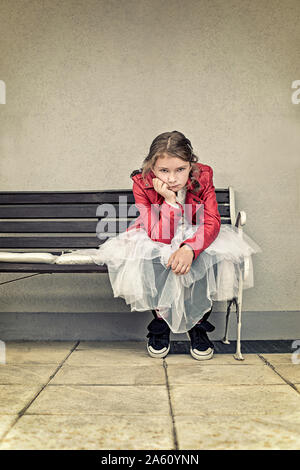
(160, 168, 186, 173)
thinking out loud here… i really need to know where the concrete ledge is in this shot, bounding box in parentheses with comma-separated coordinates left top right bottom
(0, 310, 299, 341)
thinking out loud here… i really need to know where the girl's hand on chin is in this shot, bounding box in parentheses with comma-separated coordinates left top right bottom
(153, 178, 176, 202)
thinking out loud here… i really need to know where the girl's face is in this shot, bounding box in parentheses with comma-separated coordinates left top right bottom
(152, 154, 191, 191)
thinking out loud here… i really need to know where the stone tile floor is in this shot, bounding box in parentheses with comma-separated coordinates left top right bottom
(0, 341, 299, 450)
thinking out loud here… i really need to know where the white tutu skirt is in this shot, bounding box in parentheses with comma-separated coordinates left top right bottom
(65, 220, 262, 334)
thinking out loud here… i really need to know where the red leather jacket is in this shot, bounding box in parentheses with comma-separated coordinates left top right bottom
(127, 162, 221, 261)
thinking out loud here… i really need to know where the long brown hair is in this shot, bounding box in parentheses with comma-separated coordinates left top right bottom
(141, 130, 201, 192)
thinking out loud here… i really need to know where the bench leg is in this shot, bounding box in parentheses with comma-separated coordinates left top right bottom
(234, 269, 245, 361)
(222, 299, 234, 344)
(233, 300, 244, 360)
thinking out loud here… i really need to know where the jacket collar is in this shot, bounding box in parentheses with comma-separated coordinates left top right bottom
(142, 168, 199, 193)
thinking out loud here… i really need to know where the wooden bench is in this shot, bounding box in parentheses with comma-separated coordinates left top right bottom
(0, 188, 248, 360)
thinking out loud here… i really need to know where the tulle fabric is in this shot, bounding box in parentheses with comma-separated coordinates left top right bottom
(64, 220, 262, 334)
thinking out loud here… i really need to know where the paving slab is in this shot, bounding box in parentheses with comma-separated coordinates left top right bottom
(170, 384, 300, 417)
(166, 364, 284, 385)
(0, 385, 42, 414)
(65, 348, 162, 366)
(0, 415, 18, 440)
(268, 364, 300, 384)
(3, 342, 77, 364)
(50, 364, 166, 385)
(25, 385, 170, 415)
(260, 354, 296, 365)
(165, 353, 263, 365)
(0, 414, 174, 450)
(175, 413, 300, 450)
(76, 341, 146, 350)
(0, 364, 59, 385)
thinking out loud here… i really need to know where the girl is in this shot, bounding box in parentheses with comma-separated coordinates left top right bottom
(64, 131, 262, 360)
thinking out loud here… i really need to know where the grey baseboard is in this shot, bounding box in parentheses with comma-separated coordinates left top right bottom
(171, 340, 297, 354)
(0, 310, 299, 341)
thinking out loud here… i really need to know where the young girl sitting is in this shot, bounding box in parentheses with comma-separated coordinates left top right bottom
(66, 130, 262, 361)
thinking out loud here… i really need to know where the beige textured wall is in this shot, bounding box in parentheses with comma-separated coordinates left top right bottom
(0, 0, 299, 316)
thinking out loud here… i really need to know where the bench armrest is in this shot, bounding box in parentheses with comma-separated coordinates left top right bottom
(234, 210, 249, 281)
(235, 210, 246, 228)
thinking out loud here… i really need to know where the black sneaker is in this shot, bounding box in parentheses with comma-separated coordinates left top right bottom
(146, 316, 171, 359)
(187, 319, 215, 361)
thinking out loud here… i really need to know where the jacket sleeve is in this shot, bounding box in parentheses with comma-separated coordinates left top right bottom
(179, 167, 221, 260)
(130, 181, 184, 244)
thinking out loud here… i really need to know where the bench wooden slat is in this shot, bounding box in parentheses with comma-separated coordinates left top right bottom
(0, 220, 232, 249)
(0, 189, 230, 205)
(0, 262, 108, 273)
(0, 202, 230, 218)
(0, 220, 135, 233)
(0, 191, 133, 204)
(0, 217, 232, 235)
(0, 236, 109, 249)
(0, 205, 112, 218)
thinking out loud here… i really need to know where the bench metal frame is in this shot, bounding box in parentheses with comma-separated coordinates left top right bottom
(0, 188, 248, 360)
